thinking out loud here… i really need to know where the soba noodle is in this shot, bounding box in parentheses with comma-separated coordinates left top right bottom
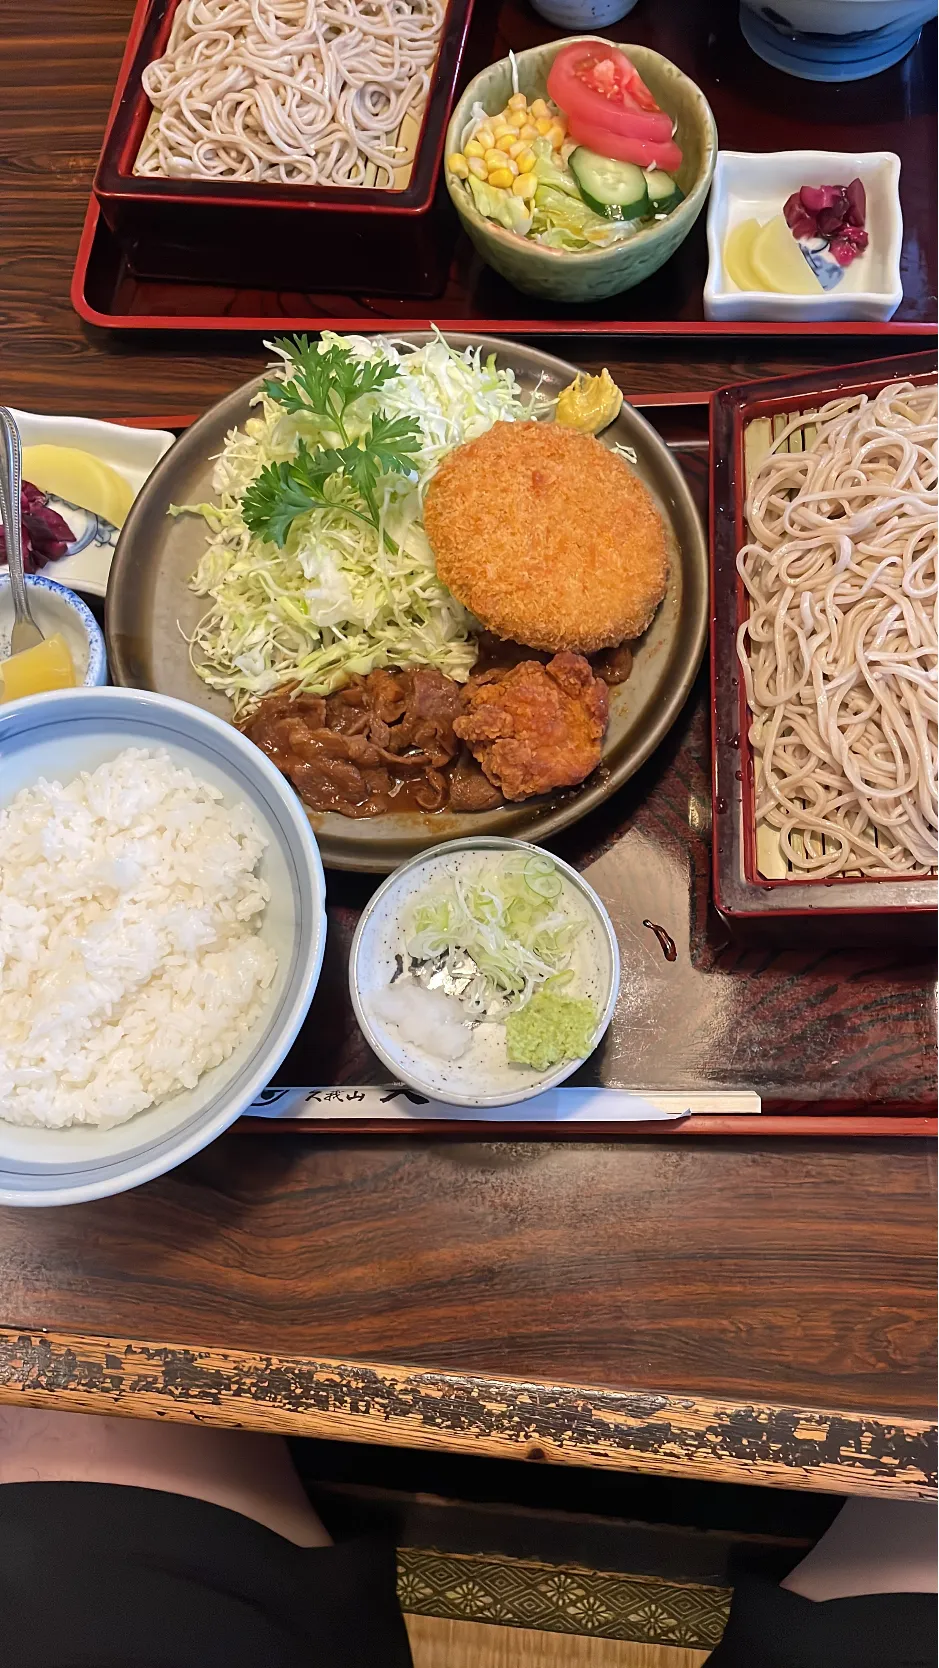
(136, 0, 445, 186)
(736, 379, 938, 878)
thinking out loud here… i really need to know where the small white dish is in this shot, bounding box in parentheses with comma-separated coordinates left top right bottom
(3, 408, 175, 597)
(0, 573, 107, 689)
(704, 149, 902, 322)
(350, 837, 620, 1109)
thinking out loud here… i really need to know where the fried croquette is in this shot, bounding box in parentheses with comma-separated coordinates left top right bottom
(454, 652, 608, 801)
(423, 421, 669, 654)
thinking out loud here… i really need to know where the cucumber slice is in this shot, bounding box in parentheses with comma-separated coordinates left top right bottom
(568, 148, 649, 221)
(645, 169, 684, 216)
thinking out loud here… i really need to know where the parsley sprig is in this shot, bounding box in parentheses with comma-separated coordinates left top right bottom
(242, 337, 421, 549)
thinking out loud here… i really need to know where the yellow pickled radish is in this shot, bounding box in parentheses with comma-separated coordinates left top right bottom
(20, 445, 134, 528)
(723, 219, 763, 291)
(0, 633, 77, 703)
(751, 214, 822, 295)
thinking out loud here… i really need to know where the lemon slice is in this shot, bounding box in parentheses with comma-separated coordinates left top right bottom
(0, 633, 76, 703)
(751, 215, 822, 296)
(21, 445, 135, 528)
(723, 219, 763, 291)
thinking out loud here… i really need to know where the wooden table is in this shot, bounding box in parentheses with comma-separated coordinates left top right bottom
(0, 0, 936, 1501)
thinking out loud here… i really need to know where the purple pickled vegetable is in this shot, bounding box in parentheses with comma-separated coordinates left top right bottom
(845, 177, 866, 226)
(784, 191, 816, 239)
(0, 482, 74, 574)
(800, 183, 842, 215)
(817, 202, 848, 237)
(784, 178, 868, 267)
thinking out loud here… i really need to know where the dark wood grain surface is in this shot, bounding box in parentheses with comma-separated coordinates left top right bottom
(0, 1, 936, 1484)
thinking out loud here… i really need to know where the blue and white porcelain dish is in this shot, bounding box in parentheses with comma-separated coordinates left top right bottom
(0, 573, 107, 688)
(739, 0, 936, 81)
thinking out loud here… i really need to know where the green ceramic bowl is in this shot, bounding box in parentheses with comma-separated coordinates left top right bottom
(444, 38, 717, 303)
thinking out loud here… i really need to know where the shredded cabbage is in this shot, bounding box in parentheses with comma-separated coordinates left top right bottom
(181, 330, 544, 711)
(405, 854, 584, 1017)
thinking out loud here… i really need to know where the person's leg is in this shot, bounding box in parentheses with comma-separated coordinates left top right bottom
(704, 1497, 937, 1668)
(0, 1403, 330, 1547)
(781, 1497, 937, 1601)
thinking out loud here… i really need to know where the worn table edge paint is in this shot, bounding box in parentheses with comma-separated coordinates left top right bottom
(1, 1327, 934, 1500)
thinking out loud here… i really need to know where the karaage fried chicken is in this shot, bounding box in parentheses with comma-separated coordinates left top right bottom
(454, 651, 609, 802)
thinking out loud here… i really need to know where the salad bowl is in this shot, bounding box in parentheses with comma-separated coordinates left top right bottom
(444, 37, 717, 303)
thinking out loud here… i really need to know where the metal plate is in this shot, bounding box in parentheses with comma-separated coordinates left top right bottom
(106, 333, 708, 872)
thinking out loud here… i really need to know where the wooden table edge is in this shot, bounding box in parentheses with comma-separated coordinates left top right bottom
(1, 1326, 934, 1501)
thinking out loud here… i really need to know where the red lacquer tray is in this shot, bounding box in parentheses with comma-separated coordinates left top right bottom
(73, 0, 938, 336)
(115, 394, 936, 1138)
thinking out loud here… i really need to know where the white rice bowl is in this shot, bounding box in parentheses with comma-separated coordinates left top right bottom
(1, 747, 279, 1130)
(0, 688, 326, 1206)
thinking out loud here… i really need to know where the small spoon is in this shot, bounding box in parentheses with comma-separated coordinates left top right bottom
(0, 406, 43, 654)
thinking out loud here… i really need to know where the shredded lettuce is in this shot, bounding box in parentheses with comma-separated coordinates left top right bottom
(458, 133, 646, 254)
(405, 854, 584, 1017)
(533, 183, 642, 251)
(468, 172, 532, 236)
(180, 331, 544, 712)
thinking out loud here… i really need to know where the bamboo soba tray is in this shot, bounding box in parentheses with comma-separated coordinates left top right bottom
(93, 0, 476, 296)
(711, 351, 938, 936)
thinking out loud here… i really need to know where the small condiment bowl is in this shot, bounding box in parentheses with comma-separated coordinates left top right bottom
(0, 573, 107, 689)
(704, 149, 903, 322)
(350, 836, 620, 1109)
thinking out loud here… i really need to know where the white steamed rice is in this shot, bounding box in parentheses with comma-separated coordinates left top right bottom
(0, 747, 278, 1130)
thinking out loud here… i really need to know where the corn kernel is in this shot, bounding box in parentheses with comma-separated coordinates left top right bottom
(493, 119, 514, 139)
(487, 167, 514, 190)
(508, 138, 527, 158)
(447, 152, 470, 178)
(546, 122, 565, 149)
(530, 98, 549, 119)
(485, 148, 505, 168)
(496, 133, 516, 153)
(475, 126, 495, 152)
(464, 138, 484, 158)
(516, 148, 536, 173)
(518, 122, 538, 141)
(508, 92, 528, 111)
(513, 171, 538, 201)
(508, 107, 527, 129)
(535, 116, 552, 136)
(467, 154, 488, 179)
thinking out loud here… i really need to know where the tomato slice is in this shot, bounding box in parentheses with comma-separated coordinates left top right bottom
(547, 43, 673, 144)
(566, 113, 683, 175)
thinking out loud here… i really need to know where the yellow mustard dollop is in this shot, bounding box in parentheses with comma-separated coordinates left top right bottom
(555, 369, 624, 436)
